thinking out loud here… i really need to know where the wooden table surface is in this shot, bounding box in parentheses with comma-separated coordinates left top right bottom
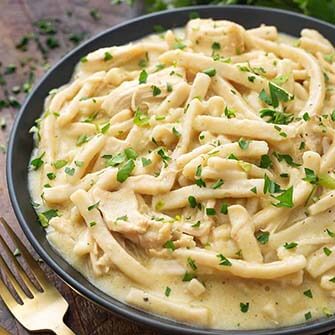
(0, 1, 160, 334)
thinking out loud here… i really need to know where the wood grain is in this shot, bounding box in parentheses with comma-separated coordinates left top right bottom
(0, 1, 159, 334)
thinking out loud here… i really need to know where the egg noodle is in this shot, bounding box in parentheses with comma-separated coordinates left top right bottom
(29, 19, 335, 329)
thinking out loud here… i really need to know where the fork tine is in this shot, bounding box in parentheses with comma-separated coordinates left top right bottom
(0, 233, 40, 296)
(0, 218, 50, 290)
(0, 274, 19, 310)
(0, 252, 27, 302)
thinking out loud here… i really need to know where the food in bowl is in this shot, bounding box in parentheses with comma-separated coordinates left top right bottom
(28, 18, 335, 329)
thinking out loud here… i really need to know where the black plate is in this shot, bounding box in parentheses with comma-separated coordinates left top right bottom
(6, 5, 335, 335)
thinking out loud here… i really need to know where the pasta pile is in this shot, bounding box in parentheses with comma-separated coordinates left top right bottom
(29, 19, 335, 328)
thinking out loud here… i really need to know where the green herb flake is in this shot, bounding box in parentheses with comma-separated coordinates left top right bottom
(53, 160, 67, 169)
(88, 201, 100, 211)
(217, 253, 232, 266)
(212, 179, 224, 189)
(30, 152, 45, 170)
(284, 242, 298, 249)
(89, 221, 97, 227)
(272, 186, 294, 208)
(238, 138, 249, 150)
(206, 208, 216, 216)
(224, 106, 236, 119)
(182, 271, 195, 282)
(139, 70, 148, 84)
(260, 155, 272, 169)
(188, 195, 197, 208)
(151, 85, 161, 96)
(76, 134, 89, 146)
(164, 240, 176, 251)
(240, 302, 249, 313)
(324, 247, 332, 256)
(305, 312, 312, 321)
(187, 257, 197, 271)
(256, 231, 270, 245)
(47, 172, 56, 180)
(220, 202, 228, 214)
(117, 159, 135, 182)
(165, 286, 171, 297)
(303, 289, 313, 299)
(303, 112, 311, 121)
(191, 221, 201, 228)
(134, 108, 150, 127)
(65, 167, 75, 176)
(38, 209, 59, 228)
(141, 157, 152, 167)
(203, 67, 216, 77)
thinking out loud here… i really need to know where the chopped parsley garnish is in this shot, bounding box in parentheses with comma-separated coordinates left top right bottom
(329, 277, 335, 283)
(211, 42, 221, 51)
(30, 152, 45, 170)
(151, 85, 161, 96)
(117, 159, 135, 182)
(134, 108, 150, 127)
(141, 157, 152, 167)
(88, 201, 100, 211)
(303, 168, 318, 184)
(172, 127, 181, 137)
(259, 82, 294, 108)
(165, 286, 171, 297)
(263, 175, 282, 194)
(100, 122, 110, 134)
(195, 178, 206, 188)
(273, 152, 301, 167)
(224, 106, 236, 119)
(53, 159, 67, 169)
(250, 186, 257, 194)
(124, 147, 138, 160)
(240, 302, 249, 313)
(89, 221, 97, 227)
(76, 134, 89, 146)
(195, 165, 202, 177)
(326, 228, 335, 237)
(65, 167, 75, 176)
(116, 215, 128, 221)
(238, 138, 249, 150)
(47, 172, 56, 180)
(324, 247, 332, 256)
(260, 154, 272, 169)
(164, 240, 176, 251)
(305, 312, 312, 321)
(38, 209, 59, 228)
(157, 148, 171, 167)
(217, 254, 232, 266)
(182, 271, 196, 282)
(206, 208, 216, 216)
(259, 108, 293, 125)
(272, 73, 289, 86)
(303, 112, 311, 121)
(187, 257, 197, 271)
(284, 242, 298, 249)
(228, 153, 238, 160)
(191, 221, 201, 228)
(303, 289, 313, 298)
(139, 69, 148, 84)
(272, 186, 294, 208)
(256, 231, 270, 245)
(220, 202, 228, 214)
(212, 179, 224, 189)
(188, 195, 197, 208)
(104, 52, 113, 61)
(318, 174, 335, 189)
(203, 67, 216, 77)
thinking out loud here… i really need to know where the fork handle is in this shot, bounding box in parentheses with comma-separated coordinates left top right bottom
(52, 322, 75, 335)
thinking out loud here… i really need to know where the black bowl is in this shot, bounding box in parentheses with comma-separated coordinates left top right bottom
(7, 5, 335, 335)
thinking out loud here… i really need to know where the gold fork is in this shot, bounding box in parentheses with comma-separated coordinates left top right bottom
(0, 217, 75, 334)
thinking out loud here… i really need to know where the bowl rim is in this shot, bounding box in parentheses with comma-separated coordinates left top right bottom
(6, 5, 335, 335)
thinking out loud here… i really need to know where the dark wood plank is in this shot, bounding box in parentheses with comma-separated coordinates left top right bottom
(0, 1, 159, 334)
